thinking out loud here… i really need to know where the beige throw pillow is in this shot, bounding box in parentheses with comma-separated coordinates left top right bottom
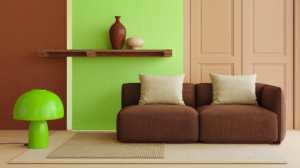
(209, 73, 258, 105)
(139, 74, 185, 105)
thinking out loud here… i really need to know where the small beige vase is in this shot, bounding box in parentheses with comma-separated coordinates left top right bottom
(126, 38, 144, 50)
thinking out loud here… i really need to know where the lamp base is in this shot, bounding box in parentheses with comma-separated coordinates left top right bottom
(28, 120, 48, 149)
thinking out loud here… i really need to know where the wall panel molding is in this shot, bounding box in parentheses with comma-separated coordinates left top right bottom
(197, 63, 234, 83)
(251, 63, 287, 97)
(251, 0, 287, 56)
(200, 0, 234, 55)
(191, 0, 241, 84)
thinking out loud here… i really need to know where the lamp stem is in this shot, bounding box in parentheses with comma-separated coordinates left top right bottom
(28, 120, 48, 149)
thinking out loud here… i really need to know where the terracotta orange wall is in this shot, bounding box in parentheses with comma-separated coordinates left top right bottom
(0, 0, 67, 130)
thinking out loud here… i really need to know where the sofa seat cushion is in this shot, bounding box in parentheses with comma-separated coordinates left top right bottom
(197, 105, 278, 143)
(117, 105, 198, 143)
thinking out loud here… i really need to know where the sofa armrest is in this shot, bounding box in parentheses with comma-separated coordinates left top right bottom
(261, 85, 286, 144)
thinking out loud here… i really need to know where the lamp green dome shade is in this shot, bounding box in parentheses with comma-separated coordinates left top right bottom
(13, 89, 64, 149)
(14, 89, 64, 121)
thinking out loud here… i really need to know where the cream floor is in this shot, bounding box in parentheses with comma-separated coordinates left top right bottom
(0, 130, 300, 168)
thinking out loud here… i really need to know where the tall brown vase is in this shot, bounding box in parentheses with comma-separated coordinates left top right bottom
(109, 16, 126, 49)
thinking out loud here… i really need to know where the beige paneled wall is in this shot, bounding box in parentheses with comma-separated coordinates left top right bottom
(189, 0, 294, 129)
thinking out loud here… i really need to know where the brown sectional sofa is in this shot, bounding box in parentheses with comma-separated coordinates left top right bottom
(117, 83, 286, 144)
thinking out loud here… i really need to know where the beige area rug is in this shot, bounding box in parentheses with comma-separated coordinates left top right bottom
(48, 133, 163, 158)
(9, 131, 288, 164)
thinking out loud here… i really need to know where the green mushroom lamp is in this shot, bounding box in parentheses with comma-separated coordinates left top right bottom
(13, 89, 64, 149)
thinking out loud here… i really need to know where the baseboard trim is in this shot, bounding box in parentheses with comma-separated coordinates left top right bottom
(71, 130, 117, 133)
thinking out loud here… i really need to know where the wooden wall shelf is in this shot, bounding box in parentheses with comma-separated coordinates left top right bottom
(38, 49, 172, 57)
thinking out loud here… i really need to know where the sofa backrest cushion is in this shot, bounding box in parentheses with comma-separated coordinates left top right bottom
(195, 83, 266, 108)
(122, 83, 195, 108)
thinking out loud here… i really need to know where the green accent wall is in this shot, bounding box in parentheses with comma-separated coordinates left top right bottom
(72, 0, 183, 130)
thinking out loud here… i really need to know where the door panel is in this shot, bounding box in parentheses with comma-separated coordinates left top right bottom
(252, 0, 285, 54)
(197, 63, 234, 83)
(191, 0, 241, 83)
(252, 63, 286, 92)
(243, 0, 293, 129)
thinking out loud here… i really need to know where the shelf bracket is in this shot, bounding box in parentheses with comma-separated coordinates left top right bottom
(86, 50, 96, 57)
